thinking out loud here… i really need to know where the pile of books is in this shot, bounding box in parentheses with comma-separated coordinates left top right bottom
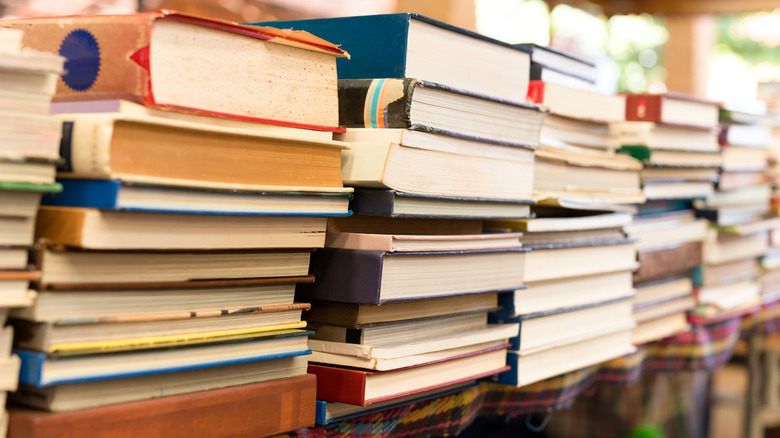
(0, 27, 64, 438)
(612, 93, 723, 342)
(260, 13, 544, 423)
(691, 101, 775, 316)
(2, 12, 353, 437)
(484, 46, 641, 386)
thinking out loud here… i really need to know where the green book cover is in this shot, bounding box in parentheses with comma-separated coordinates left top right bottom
(0, 181, 62, 193)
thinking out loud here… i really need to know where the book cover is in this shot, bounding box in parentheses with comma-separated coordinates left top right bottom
(16, 330, 312, 387)
(7, 374, 316, 438)
(309, 347, 510, 406)
(625, 93, 719, 129)
(298, 247, 528, 304)
(254, 13, 531, 102)
(2, 11, 346, 130)
(634, 241, 703, 283)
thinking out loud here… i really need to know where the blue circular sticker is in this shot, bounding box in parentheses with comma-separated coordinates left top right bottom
(58, 29, 101, 92)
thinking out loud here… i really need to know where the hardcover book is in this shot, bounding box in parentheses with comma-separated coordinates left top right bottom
(337, 128, 535, 201)
(55, 111, 347, 191)
(2, 11, 347, 129)
(11, 355, 310, 412)
(527, 80, 624, 123)
(298, 247, 527, 304)
(16, 330, 311, 387)
(308, 347, 509, 406)
(255, 13, 532, 102)
(348, 189, 533, 219)
(625, 93, 720, 129)
(338, 78, 544, 146)
(35, 206, 328, 250)
(515, 43, 596, 83)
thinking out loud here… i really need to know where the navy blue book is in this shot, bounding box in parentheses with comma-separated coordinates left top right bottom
(350, 189, 534, 219)
(42, 179, 352, 217)
(251, 13, 532, 102)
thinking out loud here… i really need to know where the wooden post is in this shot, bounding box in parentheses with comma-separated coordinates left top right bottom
(662, 14, 715, 96)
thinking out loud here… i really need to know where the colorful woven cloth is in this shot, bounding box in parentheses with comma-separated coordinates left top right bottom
(290, 311, 761, 438)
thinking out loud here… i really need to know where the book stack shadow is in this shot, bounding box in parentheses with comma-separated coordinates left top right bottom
(2, 12, 352, 437)
(257, 13, 545, 424)
(0, 28, 64, 438)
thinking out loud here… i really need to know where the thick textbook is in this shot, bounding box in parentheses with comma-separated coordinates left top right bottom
(625, 93, 719, 129)
(308, 347, 509, 406)
(35, 206, 327, 250)
(56, 111, 346, 190)
(3, 11, 346, 129)
(338, 128, 535, 201)
(16, 330, 311, 387)
(349, 189, 533, 219)
(42, 179, 351, 216)
(7, 374, 316, 437)
(338, 78, 544, 146)
(256, 13, 532, 102)
(299, 247, 527, 304)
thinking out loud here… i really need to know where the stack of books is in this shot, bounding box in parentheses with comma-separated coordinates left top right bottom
(482, 44, 641, 387)
(524, 44, 643, 207)
(623, 205, 706, 343)
(487, 209, 637, 386)
(0, 27, 64, 438)
(2, 12, 351, 437)
(615, 93, 722, 200)
(693, 101, 775, 314)
(614, 93, 723, 342)
(259, 13, 541, 420)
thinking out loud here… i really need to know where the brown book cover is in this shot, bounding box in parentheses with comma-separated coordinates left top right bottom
(7, 374, 316, 438)
(634, 241, 702, 283)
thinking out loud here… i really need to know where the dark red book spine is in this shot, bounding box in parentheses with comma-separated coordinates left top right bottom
(625, 94, 663, 123)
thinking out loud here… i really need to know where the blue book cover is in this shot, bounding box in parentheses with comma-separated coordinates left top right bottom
(42, 179, 352, 217)
(249, 14, 532, 103)
(16, 330, 313, 387)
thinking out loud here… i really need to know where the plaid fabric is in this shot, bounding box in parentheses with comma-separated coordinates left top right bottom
(287, 312, 756, 437)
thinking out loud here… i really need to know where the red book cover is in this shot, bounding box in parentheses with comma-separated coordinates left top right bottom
(526, 80, 546, 104)
(1, 11, 347, 131)
(625, 94, 663, 123)
(309, 343, 511, 406)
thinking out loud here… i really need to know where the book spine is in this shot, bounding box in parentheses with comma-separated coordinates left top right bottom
(57, 115, 117, 178)
(526, 80, 546, 104)
(41, 179, 121, 209)
(35, 207, 88, 249)
(15, 350, 46, 387)
(7, 374, 317, 438)
(2, 14, 155, 102)
(308, 364, 369, 406)
(349, 189, 398, 217)
(338, 78, 417, 129)
(625, 94, 662, 123)
(297, 248, 384, 304)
